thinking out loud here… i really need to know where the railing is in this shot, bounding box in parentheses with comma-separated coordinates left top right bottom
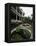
(11, 19, 22, 23)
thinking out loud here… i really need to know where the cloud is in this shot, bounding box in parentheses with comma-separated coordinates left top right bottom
(19, 7, 33, 19)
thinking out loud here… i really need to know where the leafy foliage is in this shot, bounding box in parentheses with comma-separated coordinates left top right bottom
(21, 16, 32, 25)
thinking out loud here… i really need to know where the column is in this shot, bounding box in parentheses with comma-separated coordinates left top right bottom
(16, 7, 17, 21)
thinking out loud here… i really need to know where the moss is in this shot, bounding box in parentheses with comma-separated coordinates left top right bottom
(11, 29, 31, 40)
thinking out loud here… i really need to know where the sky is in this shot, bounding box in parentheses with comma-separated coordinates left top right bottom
(19, 7, 33, 19)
